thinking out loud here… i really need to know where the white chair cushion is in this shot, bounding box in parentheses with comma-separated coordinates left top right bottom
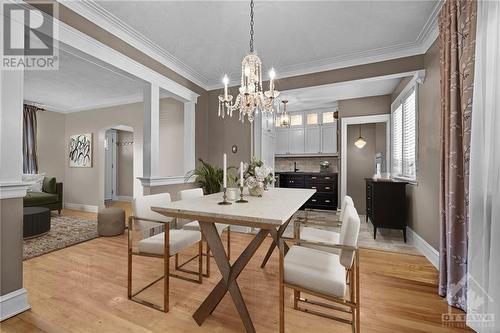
(284, 245, 346, 298)
(138, 230, 201, 256)
(182, 221, 228, 235)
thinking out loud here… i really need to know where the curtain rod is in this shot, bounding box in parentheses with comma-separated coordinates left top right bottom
(23, 100, 46, 111)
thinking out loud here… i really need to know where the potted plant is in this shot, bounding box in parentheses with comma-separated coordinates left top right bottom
(186, 159, 238, 197)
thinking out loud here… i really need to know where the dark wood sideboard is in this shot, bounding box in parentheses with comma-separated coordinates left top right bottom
(365, 178, 408, 242)
(277, 172, 338, 210)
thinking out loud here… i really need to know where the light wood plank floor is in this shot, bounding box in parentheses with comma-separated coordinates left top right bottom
(1, 207, 472, 333)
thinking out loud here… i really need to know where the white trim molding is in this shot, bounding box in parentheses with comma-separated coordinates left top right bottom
(63, 203, 99, 213)
(138, 176, 195, 188)
(0, 288, 30, 321)
(406, 227, 439, 270)
(340, 114, 391, 205)
(114, 195, 132, 202)
(0, 182, 30, 200)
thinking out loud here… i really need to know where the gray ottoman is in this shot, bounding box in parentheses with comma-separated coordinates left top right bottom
(98, 207, 125, 236)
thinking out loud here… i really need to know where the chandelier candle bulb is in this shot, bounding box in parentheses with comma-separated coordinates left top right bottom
(223, 75, 229, 99)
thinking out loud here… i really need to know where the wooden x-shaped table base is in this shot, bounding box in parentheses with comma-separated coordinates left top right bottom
(193, 218, 292, 333)
(260, 220, 291, 269)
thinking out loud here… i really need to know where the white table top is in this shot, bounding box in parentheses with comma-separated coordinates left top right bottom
(152, 188, 315, 229)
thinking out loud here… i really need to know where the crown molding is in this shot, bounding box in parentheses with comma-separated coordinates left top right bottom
(60, 0, 210, 90)
(60, 0, 442, 93)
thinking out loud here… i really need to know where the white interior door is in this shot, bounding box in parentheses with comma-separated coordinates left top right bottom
(104, 130, 117, 201)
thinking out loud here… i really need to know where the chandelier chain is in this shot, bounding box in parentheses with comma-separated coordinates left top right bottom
(249, 0, 254, 52)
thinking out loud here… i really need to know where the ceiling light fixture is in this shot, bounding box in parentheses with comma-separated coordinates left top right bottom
(218, 0, 279, 123)
(278, 100, 290, 128)
(354, 125, 367, 149)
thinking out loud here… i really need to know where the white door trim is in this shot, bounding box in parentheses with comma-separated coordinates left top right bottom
(340, 114, 391, 205)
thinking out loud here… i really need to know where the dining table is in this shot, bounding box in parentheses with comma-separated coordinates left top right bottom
(152, 187, 315, 333)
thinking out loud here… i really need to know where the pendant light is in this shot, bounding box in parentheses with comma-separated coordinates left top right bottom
(354, 125, 367, 149)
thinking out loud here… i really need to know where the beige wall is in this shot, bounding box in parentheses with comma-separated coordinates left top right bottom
(346, 123, 386, 212)
(37, 110, 66, 182)
(0, 198, 23, 295)
(338, 95, 391, 118)
(116, 130, 134, 197)
(159, 98, 184, 176)
(404, 40, 441, 250)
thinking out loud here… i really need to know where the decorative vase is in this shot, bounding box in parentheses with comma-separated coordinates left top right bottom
(226, 188, 239, 201)
(249, 185, 264, 197)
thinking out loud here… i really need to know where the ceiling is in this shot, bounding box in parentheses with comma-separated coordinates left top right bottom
(24, 48, 145, 112)
(74, 0, 440, 88)
(280, 75, 403, 112)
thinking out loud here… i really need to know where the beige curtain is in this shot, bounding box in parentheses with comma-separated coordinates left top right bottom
(23, 105, 41, 174)
(438, 0, 476, 311)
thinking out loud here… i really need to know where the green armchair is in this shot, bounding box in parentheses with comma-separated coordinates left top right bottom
(23, 177, 63, 214)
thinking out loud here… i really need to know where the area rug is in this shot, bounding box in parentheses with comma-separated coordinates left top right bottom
(23, 215, 98, 260)
(284, 210, 420, 255)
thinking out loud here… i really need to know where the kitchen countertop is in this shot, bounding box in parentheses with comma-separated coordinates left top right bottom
(275, 171, 338, 175)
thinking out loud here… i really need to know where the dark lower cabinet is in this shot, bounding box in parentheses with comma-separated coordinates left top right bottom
(365, 178, 408, 242)
(278, 172, 338, 210)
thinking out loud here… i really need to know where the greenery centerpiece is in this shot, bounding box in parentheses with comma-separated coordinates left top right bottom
(240, 157, 274, 197)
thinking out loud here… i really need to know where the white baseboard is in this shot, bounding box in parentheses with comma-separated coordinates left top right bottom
(0, 288, 30, 321)
(406, 226, 439, 270)
(114, 195, 132, 202)
(64, 202, 99, 213)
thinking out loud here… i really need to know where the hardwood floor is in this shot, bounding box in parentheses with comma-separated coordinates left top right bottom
(1, 206, 472, 333)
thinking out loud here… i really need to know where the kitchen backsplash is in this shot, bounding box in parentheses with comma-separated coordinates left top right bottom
(275, 156, 339, 173)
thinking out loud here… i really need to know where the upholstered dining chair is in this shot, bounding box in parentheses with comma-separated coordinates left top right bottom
(178, 188, 231, 277)
(260, 196, 354, 268)
(279, 204, 361, 333)
(128, 193, 203, 312)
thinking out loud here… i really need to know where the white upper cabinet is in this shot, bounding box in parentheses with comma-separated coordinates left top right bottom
(289, 128, 305, 154)
(305, 126, 321, 153)
(321, 123, 337, 154)
(274, 109, 338, 156)
(276, 129, 289, 154)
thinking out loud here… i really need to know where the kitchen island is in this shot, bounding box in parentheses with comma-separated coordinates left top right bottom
(276, 171, 338, 210)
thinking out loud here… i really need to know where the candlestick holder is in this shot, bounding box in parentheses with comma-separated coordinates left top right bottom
(218, 187, 232, 205)
(236, 186, 248, 203)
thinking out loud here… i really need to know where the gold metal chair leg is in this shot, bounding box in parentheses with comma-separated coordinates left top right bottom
(293, 290, 299, 309)
(279, 239, 285, 333)
(164, 228, 169, 313)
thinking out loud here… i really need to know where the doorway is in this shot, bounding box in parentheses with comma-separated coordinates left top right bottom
(104, 126, 134, 202)
(340, 114, 390, 207)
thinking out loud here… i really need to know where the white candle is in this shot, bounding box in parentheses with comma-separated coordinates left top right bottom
(223, 153, 227, 189)
(223, 74, 229, 99)
(240, 162, 244, 187)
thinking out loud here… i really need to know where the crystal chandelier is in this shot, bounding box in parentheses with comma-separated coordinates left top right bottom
(218, 0, 279, 123)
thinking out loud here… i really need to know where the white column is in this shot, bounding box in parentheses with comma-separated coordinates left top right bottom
(184, 101, 196, 174)
(0, 69, 29, 198)
(143, 83, 160, 179)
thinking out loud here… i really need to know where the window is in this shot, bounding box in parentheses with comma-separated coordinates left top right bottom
(306, 113, 318, 125)
(290, 114, 303, 126)
(322, 111, 335, 124)
(391, 87, 417, 181)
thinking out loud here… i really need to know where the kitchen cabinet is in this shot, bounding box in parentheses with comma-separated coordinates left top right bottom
(275, 110, 338, 156)
(321, 124, 337, 154)
(305, 126, 321, 153)
(276, 129, 288, 155)
(278, 172, 338, 210)
(289, 128, 305, 154)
